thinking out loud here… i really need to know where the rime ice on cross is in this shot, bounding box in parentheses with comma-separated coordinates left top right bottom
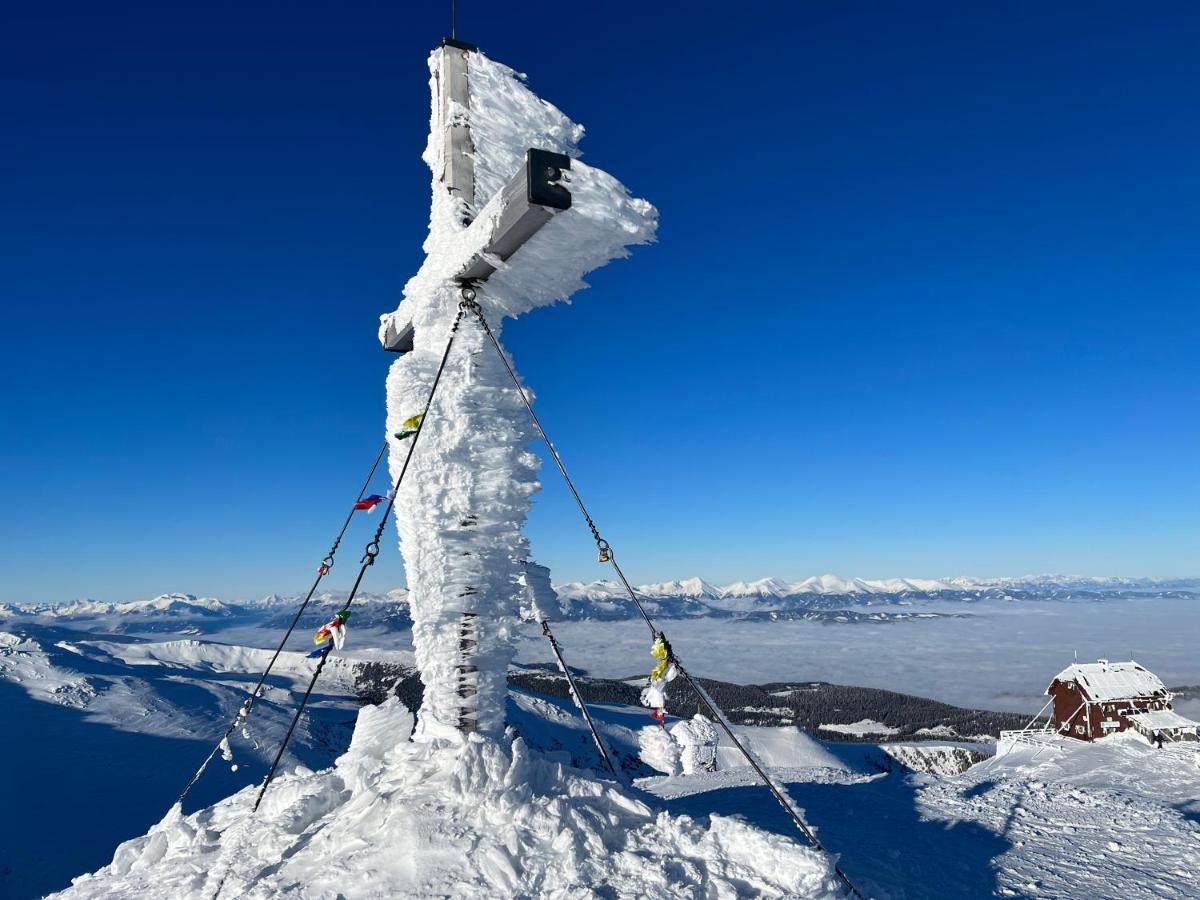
(377, 40, 656, 737)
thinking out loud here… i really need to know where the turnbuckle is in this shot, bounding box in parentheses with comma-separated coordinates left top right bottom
(458, 281, 481, 314)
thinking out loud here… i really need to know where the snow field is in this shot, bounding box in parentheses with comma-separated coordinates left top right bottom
(917, 734, 1200, 898)
(57, 698, 844, 899)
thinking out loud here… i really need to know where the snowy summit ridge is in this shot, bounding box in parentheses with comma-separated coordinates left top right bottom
(56, 701, 844, 898)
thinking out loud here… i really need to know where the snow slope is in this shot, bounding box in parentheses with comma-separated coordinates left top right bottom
(0, 627, 411, 898)
(57, 699, 844, 899)
(916, 734, 1200, 897)
(0, 631, 96, 706)
(11, 623, 1200, 900)
(641, 729, 1200, 899)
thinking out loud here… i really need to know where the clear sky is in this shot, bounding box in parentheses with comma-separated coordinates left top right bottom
(2, 2, 1197, 604)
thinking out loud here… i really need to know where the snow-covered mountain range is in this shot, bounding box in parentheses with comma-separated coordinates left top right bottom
(617, 573, 1200, 599)
(3, 575, 1197, 631)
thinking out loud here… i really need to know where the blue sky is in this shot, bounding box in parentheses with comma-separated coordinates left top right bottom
(2, 2, 1197, 603)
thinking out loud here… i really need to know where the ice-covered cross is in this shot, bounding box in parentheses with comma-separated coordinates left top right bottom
(377, 39, 656, 737)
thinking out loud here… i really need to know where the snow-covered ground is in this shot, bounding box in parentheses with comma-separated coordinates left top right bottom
(55, 700, 844, 899)
(0, 627, 405, 899)
(639, 730, 1200, 899)
(6, 585, 1200, 897)
(54, 690, 1200, 900)
(6, 616, 1200, 898)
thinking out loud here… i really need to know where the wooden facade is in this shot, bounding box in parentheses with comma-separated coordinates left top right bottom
(1048, 677, 1165, 741)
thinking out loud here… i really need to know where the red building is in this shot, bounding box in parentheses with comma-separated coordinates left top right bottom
(1047, 659, 1198, 743)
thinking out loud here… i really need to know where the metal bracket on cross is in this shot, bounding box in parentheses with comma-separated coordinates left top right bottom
(381, 147, 572, 354)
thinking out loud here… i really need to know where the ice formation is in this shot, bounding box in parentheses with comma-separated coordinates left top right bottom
(380, 46, 656, 736)
(671, 714, 721, 774)
(639, 723, 682, 775)
(56, 699, 844, 898)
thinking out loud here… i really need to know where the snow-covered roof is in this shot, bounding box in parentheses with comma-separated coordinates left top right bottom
(1048, 660, 1167, 701)
(1124, 709, 1199, 732)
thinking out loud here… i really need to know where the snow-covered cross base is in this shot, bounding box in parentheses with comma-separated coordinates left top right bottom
(59, 700, 845, 898)
(377, 41, 656, 737)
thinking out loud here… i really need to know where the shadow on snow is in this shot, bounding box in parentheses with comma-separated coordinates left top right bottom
(658, 766, 1010, 899)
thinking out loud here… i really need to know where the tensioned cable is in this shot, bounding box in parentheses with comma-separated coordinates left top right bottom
(209, 306, 469, 900)
(463, 293, 863, 899)
(252, 302, 469, 813)
(174, 442, 388, 809)
(539, 618, 622, 781)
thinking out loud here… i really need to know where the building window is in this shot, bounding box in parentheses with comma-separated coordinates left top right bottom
(1076, 725, 1085, 735)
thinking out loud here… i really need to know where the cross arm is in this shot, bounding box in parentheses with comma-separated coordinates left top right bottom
(381, 148, 572, 353)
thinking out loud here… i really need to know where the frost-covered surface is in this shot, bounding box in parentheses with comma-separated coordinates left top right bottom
(714, 725, 849, 772)
(671, 714, 720, 774)
(57, 699, 842, 899)
(1125, 707, 1198, 731)
(638, 722, 682, 775)
(12, 622, 1200, 899)
(379, 47, 655, 736)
